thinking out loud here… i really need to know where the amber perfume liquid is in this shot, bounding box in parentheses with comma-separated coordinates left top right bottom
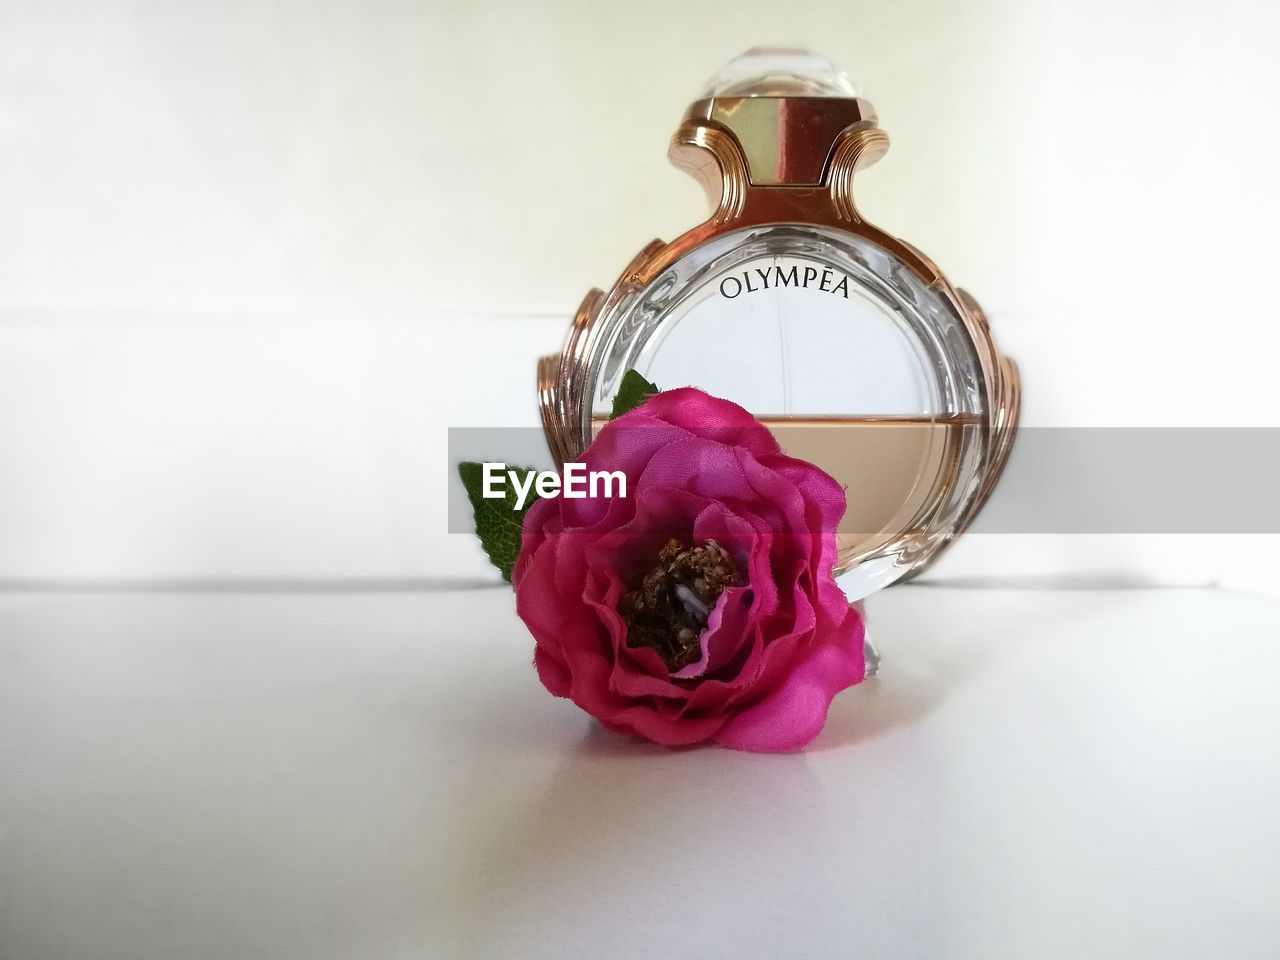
(591, 413, 980, 575)
(756, 414, 982, 571)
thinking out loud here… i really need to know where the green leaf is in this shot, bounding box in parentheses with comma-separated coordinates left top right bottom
(609, 369, 660, 420)
(457, 461, 541, 582)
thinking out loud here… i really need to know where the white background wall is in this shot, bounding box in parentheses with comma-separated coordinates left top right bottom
(2, 0, 1278, 590)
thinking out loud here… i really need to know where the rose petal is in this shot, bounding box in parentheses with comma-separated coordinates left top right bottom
(671, 586, 751, 680)
(618, 387, 780, 459)
(714, 606, 866, 752)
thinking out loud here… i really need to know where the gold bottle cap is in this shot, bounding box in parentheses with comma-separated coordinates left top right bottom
(683, 48, 884, 187)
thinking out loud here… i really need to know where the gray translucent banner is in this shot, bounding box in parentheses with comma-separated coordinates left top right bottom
(447, 427, 1280, 534)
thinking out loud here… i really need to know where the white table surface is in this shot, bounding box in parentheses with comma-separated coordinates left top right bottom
(2, 584, 1279, 960)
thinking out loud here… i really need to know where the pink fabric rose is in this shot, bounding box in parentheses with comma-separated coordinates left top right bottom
(513, 388, 866, 752)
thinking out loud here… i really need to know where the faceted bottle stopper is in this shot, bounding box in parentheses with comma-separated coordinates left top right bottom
(698, 47, 861, 99)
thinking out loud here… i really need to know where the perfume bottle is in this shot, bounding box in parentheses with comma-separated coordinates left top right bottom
(539, 48, 1019, 600)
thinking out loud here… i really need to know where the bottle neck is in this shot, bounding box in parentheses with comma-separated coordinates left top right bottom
(681, 95, 881, 187)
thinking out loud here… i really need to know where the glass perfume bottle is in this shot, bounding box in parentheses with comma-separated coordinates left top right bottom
(539, 48, 1019, 601)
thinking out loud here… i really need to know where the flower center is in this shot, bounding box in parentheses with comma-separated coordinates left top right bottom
(618, 539, 740, 672)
